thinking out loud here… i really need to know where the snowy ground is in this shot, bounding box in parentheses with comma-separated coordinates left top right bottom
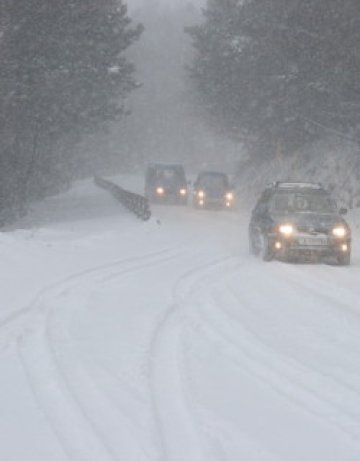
(1, 176, 360, 461)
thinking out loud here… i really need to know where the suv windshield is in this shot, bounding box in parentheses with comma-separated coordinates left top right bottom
(198, 174, 228, 189)
(270, 191, 337, 213)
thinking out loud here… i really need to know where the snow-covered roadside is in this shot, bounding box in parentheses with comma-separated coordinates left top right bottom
(0, 178, 173, 460)
(1, 176, 360, 461)
(236, 137, 360, 212)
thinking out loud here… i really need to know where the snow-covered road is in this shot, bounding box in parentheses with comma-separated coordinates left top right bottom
(1, 176, 359, 461)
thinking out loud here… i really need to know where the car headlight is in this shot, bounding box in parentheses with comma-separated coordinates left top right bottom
(197, 190, 205, 198)
(156, 187, 164, 195)
(225, 192, 234, 201)
(179, 188, 187, 196)
(332, 226, 347, 238)
(279, 224, 295, 236)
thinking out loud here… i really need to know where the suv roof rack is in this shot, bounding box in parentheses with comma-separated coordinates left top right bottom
(199, 171, 227, 176)
(146, 162, 183, 167)
(267, 181, 323, 190)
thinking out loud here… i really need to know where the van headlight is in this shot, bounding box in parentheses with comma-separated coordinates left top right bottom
(225, 192, 234, 201)
(179, 188, 187, 196)
(279, 224, 295, 236)
(197, 190, 205, 198)
(332, 226, 347, 238)
(156, 187, 165, 195)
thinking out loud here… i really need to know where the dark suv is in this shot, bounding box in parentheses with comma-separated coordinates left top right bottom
(249, 182, 351, 265)
(193, 171, 234, 209)
(144, 163, 188, 205)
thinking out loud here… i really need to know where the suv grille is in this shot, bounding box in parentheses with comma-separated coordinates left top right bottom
(297, 225, 329, 235)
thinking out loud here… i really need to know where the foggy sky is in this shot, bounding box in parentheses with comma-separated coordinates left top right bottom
(127, 0, 205, 13)
(87, 0, 242, 175)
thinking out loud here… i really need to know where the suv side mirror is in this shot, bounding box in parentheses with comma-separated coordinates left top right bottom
(339, 207, 348, 215)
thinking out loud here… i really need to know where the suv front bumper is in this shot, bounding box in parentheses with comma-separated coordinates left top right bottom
(268, 233, 351, 260)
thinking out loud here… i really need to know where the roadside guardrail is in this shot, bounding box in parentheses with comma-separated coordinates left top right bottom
(94, 176, 151, 221)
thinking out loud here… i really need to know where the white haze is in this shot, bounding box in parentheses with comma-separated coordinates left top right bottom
(127, 0, 205, 13)
(82, 0, 243, 176)
(127, 0, 241, 173)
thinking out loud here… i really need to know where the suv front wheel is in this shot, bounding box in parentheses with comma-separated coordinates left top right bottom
(250, 230, 273, 261)
(337, 252, 351, 266)
(260, 233, 273, 262)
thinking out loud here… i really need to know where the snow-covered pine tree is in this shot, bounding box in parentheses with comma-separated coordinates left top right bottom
(0, 0, 143, 223)
(186, 0, 360, 159)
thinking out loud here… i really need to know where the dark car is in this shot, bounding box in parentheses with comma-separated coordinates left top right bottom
(193, 171, 234, 209)
(249, 182, 351, 265)
(144, 163, 188, 205)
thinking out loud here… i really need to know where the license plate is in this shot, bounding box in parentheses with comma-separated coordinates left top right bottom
(298, 237, 328, 246)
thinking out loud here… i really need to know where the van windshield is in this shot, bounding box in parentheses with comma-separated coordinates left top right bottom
(157, 169, 179, 180)
(150, 166, 186, 185)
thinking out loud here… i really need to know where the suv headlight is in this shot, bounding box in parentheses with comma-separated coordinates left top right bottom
(225, 192, 234, 201)
(179, 188, 187, 196)
(156, 187, 164, 195)
(279, 224, 295, 236)
(197, 190, 205, 198)
(332, 226, 347, 238)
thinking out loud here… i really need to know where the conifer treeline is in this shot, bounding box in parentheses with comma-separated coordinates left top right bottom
(187, 0, 360, 158)
(0, 1, 142, 223)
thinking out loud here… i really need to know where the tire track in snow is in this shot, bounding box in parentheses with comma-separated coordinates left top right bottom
(13, 247, 182, 461)
(266, 262, 360, 320)
(149, 256, 239, 461)
(191, 284, 360, 441)
(0, 247, 179, 350)
(228, 262, 360, 396)
(18, 327, 117, 461)
(44, 307, 154, 461)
